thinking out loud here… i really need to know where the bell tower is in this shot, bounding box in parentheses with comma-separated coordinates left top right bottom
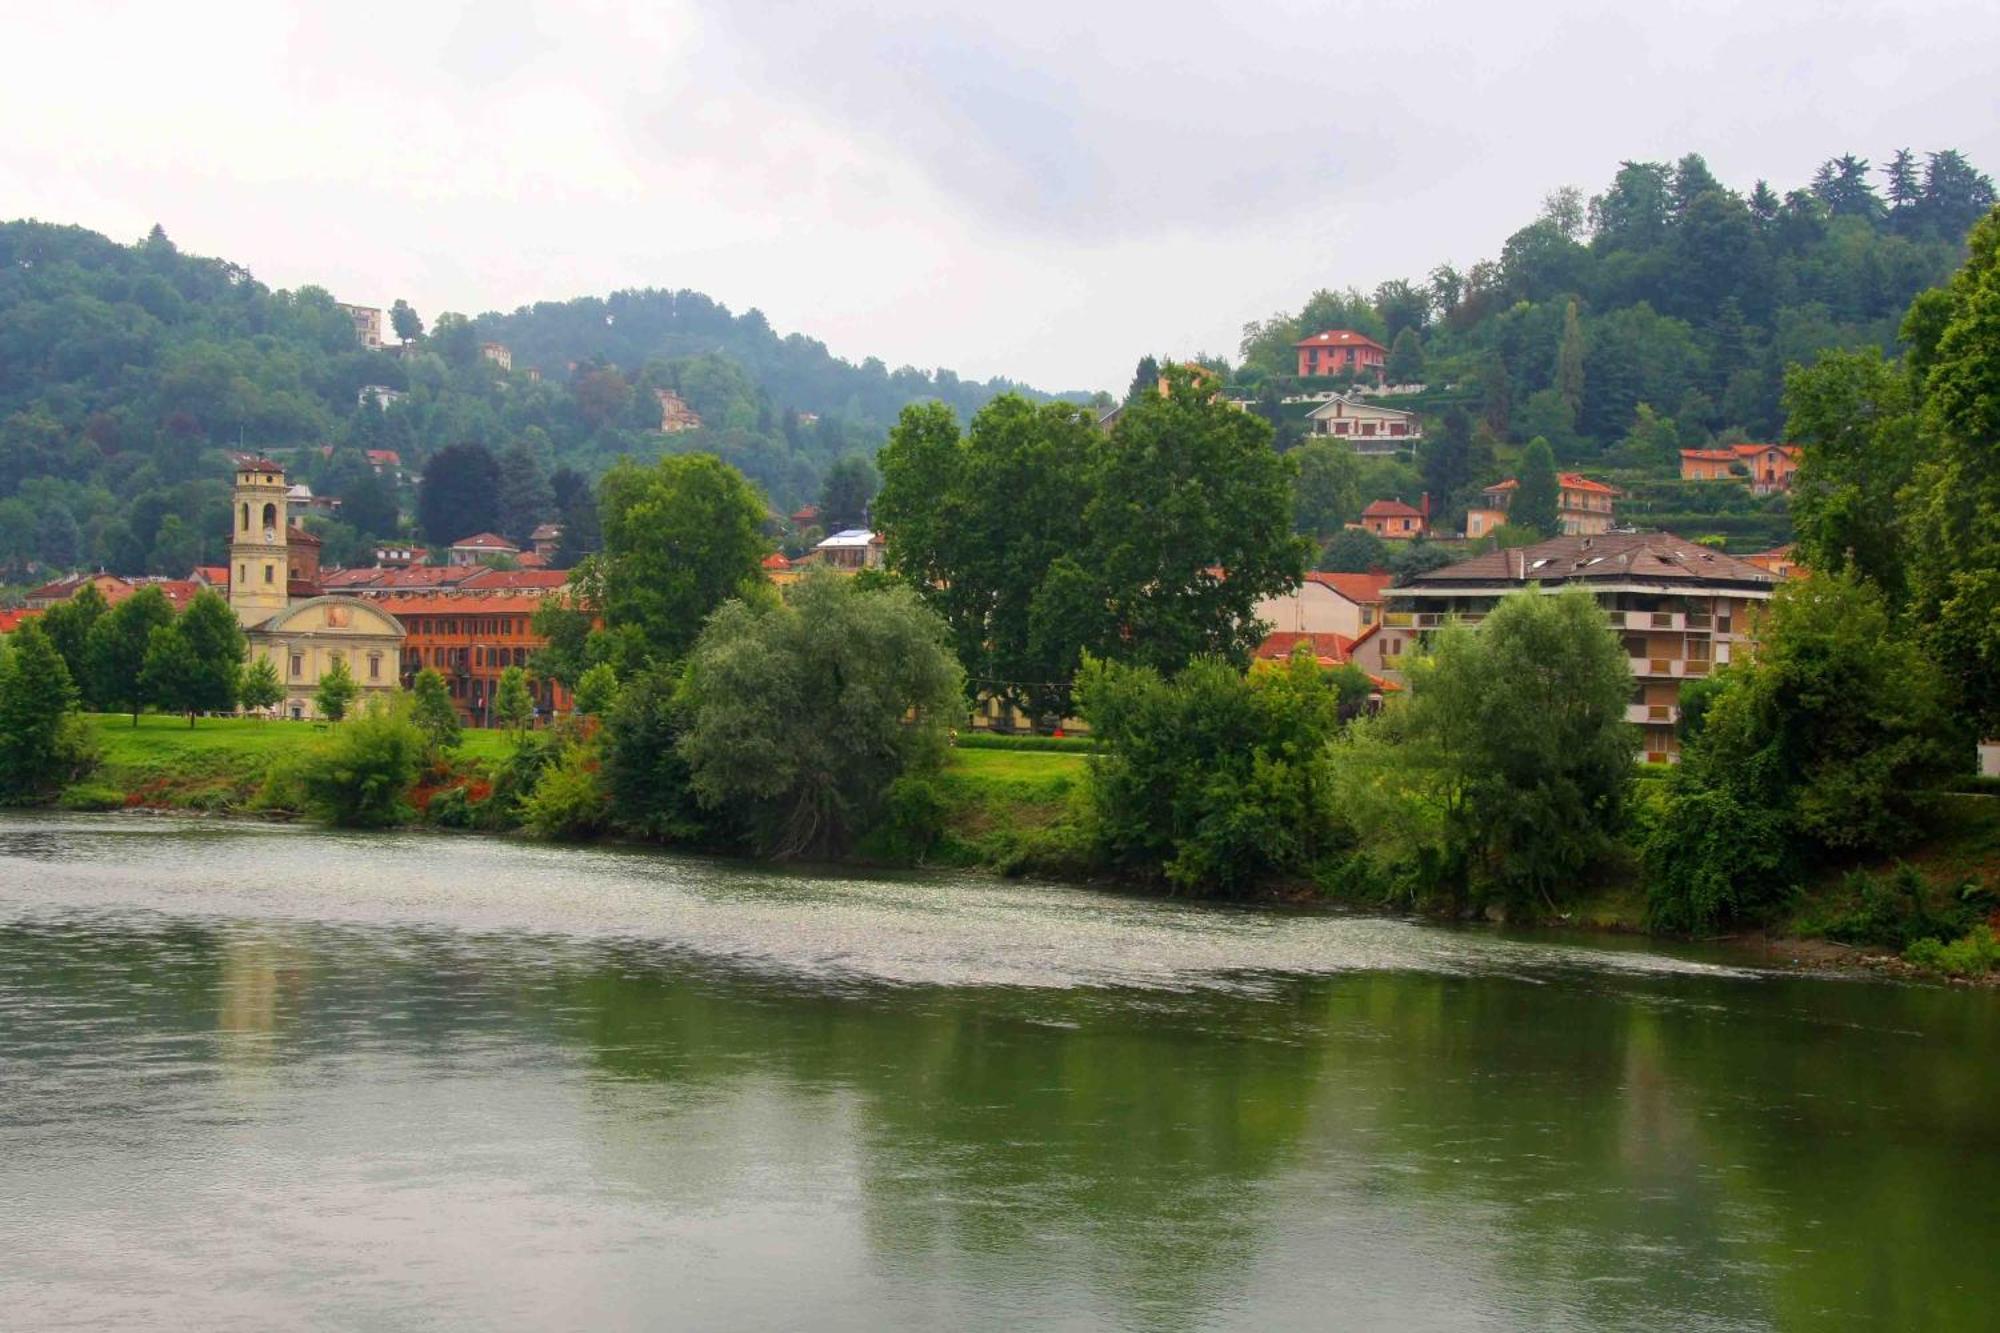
(230, 459, 291, 627)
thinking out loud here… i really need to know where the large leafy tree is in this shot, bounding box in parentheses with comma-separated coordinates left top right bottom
(1083, 367, 1308, 673)
(416, 442, 501, 544)
(1333, 587, 1634, 914)
(497, 441, 553, 545)
(84, 585, 174, 723)
(678, 572, 964, 859)
(874, 396, 1102, 718)
(0, 621, 85, 801)
(1783, 348, 1919, 601)
(594, 452, 768, 663)
(36, 581, 109, 707)
(1291, 439, 1362, 537)
(141, 591, 243, 725)
(818, 455, 879, 531)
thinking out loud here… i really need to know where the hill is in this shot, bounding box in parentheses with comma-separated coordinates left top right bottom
(0, 220, 1081, 581)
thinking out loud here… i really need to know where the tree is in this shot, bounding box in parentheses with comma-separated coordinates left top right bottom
(1083, 367, 1308, 672)
(316, 655, 358, 723)
(1385, 329, 1426, 385)
(1332, 586, 1634, 914)
(1078, 649, 1361, 894)
(1783, 348, 1918, 602)
(1554, 299, 1586, 416)
(494, 665, 533, 734)
(1125, 355, 1161, 406)
(1646, 573, 1957, 931)
(1318, 526, 1389, 574)
(678, 572, 965, 858)
(340, 470, 400, 541)
(416, 442, 501, 544)
(0, 622, 87, 802)
(819, 455, 879, 531)
(301, 696, 425, 827)
(497, 441, 553, 545)
(1513, 438, 1561, 538)
(389, 299, 423, 342)
(595, 453, 768, 662)
(573, 662, 619, 719)
(1291, 439, 1362, 537)
(143, 590, 243, 724)
(240, 655, 284, 715)
(1478, 355, 1512, 437)
(37, 582, 109, 707)
(409, 666, 461, 752)
(875, 396, 1102, 720)
(84, 585, 174, 723)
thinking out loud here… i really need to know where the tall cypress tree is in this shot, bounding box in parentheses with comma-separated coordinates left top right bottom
(1514, 437, 1562, 538)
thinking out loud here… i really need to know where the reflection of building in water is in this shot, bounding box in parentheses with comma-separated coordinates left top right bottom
(216, 933, 312, 1064)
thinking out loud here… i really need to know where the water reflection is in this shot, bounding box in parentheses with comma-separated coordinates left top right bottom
(1, 815, 1997, 1331)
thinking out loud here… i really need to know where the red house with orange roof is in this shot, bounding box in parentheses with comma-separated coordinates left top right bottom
(1294, 329, 1388, 381)
(1680, 443, 1802, 494)
(1358, 497, 1428, 540)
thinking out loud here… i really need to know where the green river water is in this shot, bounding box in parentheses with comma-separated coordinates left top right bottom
(1, 813, 1995, 1330)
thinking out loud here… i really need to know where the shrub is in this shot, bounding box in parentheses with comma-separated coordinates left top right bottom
(521, 745, 609, 840)
(300, 697, 426, 827)
(1905, 925, 2000, 978)
(249, 751, 313, 814)
(870, 775, 950, 863)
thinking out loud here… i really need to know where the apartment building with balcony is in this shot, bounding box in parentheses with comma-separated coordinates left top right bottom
(1376, 532, 1783, 762)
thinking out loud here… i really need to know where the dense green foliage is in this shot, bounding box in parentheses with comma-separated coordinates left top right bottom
(678, 573, 964, 858)
(1646, 575, 1959, 931)
(314, 656, 357, 723)
(1078, 650, 1364, 894)
(409, 667, 461, 753)
(1332, 588, 1636, 914)
(876, 370, 1305, 717)
(0, 622, 93, 801)
(299, 697, 426, 827)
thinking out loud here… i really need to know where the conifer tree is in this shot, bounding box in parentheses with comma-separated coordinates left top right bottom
(240, 656, 284, 715)
(1555, 300, 1586, 417)
(1514, 437, 1562, 538)
(410, 667, 461, 752)
(494, 666, 533, 734)
(316, 656, 358, 723)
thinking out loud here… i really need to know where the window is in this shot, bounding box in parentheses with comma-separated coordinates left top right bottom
(239, 502, 249, 532)
(289, 653, 302, 679)
(264, 564, 274, 584)
(238, 564, 247, 585)
(368, 654, 381, 681)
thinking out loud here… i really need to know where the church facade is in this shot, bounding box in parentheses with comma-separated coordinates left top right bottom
(229, 459, 405, 719)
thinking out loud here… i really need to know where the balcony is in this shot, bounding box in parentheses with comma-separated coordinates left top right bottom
(1630, 657, 1684, 678)
(1627, 703, 1680, 726)
(1616, 609, 1685, 632)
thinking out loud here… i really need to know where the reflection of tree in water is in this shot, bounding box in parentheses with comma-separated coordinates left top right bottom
(566, 955, 1325, 1331)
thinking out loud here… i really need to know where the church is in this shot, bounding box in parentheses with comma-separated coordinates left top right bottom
(228, 458, 405, 719)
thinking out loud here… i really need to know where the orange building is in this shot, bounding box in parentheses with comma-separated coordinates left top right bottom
(377, 592, 572, 726)
(1294, 329, 1388, 380)
(1680, 443, 1802, 494)
(1358, 497, 1428, 540)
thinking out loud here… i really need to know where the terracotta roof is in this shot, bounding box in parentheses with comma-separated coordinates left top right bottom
(1397, 530, 1781, 591)
(1293, 329, 1387, 351)
(137, 578, 202, 610)
(1484, 473, 1618, 496)
(762, 552, 793, 570)
(235, 456, 284, 472)
(1730, 443, 1801, 459)
(515, 551, 549, 568)
(1255, 631, 1356, 664)
(320, 568, 388, 588)
(287, 523, 322, 547)
(449, 532, 519, 551)
(1302, 570, 1392, 603)
(1680, 448, 1737, 462)
(191, 565, 228, 585)
(461, 568, 568, 590)
(0, 608, 42, 633)
(364, 449, 402, 466)
(1362, 499, 1423, 519)
(373, 592, 553, 617)
(529, 522, 562, 541)
(352, 565, 481, 590)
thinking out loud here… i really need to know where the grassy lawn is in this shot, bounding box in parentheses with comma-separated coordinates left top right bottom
(86, 713, 518, 763)
(946, 746, 1088, 794)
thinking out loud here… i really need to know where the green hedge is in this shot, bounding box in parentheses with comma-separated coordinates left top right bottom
(953, 732, 1096, 753)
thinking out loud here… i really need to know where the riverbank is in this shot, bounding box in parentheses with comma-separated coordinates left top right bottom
(50, 714, 2000, 979)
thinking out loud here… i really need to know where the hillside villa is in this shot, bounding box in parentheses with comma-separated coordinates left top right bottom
(1364, 531, 1784, 763)
(1464, 473, 1620, 538)
(1303, 394, 1422, 454)
(1294, 329, 1387, 381)
(1358, 497, 1430, 540)
(1679, 443, 1802, 494)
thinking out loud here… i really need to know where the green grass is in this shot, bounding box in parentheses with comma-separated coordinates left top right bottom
(947, 746, 1087, 792)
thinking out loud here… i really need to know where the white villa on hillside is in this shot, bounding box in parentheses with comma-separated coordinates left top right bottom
(1303, 394, 1422, 454)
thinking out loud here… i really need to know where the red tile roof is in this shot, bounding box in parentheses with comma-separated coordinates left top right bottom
(1302, 570, 1392, 603)
(373, 592, 553, 617)
(192, 565, 228, 585)
(762, 552, 793, 570)
(1293, 329, 1387, 351)
(0, 608, 42, 634)
(449, 531, 518, 551)
(1362, 498, 1423, 519)
(1558, 472, 1619, 495)
(462, 568, 568, 590)
(1255, 631, 1356, 665)
(365, 449, 402, 466)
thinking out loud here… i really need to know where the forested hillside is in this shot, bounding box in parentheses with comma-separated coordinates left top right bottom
(0, 221, 1070, 580)
(1223, 148, 1995, 544)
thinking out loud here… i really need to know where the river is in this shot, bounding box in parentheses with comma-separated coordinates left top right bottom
(0, 813, 1994, 1331)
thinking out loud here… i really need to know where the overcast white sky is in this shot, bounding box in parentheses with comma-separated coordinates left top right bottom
(4, 1, 1996, 391)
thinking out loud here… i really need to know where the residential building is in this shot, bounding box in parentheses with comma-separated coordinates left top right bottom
(1464, 473, 1619, 538)
(1253, 570, 1392, 640)
(1253, 630, 1355, 667)
(1383, 531, 1784, 762)
(24, 572, 133, 609)
(529, 523, 563, 560)
(1679, 443, 1802, 494)
(379, 591, 571, 726)
(1745, 544, 1802, 579)
(1302, 394, 1422, 454)
(372, 544, 429, 568)
(447, 532, 521, 566)
(286, 483, 340, 517)
(656, 388, 703, 433)
(1359, 497, 1429, 540)
(227, 459, 404, 719)
(190, 565, 229, 589)
(480, 342, 512, 371)
(337, 303, 384, 350)
(1294, 330, 1388, 381)
(0, 607, 41, 636)
(812, 528, 885, 571)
